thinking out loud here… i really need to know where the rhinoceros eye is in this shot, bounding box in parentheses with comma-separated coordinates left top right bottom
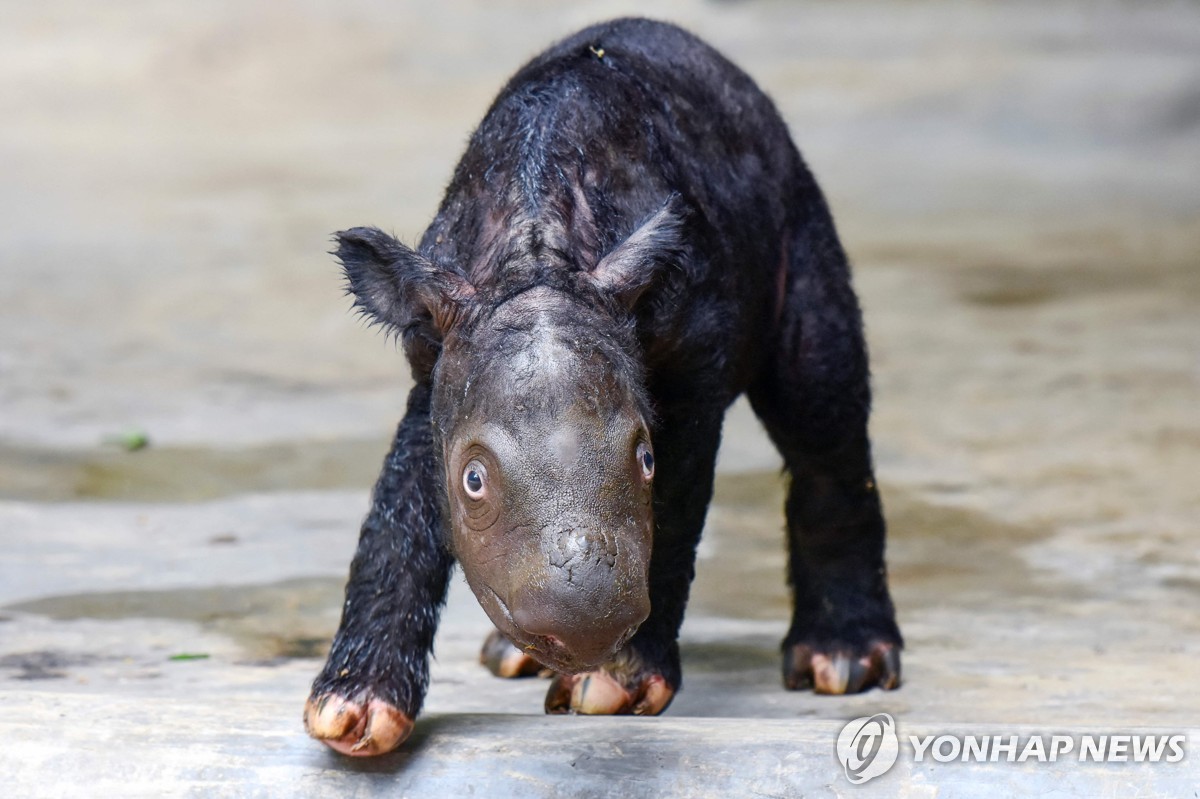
(637, 442, 654, 480)
(463, 461, 487, 499)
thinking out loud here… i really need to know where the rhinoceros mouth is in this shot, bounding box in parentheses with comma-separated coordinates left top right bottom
(481, 587, 639, 674)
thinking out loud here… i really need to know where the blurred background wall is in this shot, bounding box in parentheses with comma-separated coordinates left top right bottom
(1, 0, 1197, 550)
(2, 0, 1194, 445)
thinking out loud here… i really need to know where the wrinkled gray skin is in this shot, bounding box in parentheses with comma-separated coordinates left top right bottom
(432, 287, 655, 674)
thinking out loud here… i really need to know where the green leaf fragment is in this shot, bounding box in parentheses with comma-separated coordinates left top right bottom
(103, 430, 150, 451)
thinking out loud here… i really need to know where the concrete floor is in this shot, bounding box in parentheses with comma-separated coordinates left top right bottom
(1, 1, 1198, 796)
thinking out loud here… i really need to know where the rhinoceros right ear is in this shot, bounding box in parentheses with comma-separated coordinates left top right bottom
(334, 227, 474, 338)
(588, 196, 687, 310)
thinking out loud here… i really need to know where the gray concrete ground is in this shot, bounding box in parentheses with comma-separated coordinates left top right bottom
(1, 0, 1198, 796)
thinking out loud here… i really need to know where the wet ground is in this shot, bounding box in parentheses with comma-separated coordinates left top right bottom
(2, 0, 1198, 796)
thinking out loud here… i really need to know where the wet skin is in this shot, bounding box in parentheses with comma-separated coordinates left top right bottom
(306, 17, 901, 755)
(436, 289, 655, 674)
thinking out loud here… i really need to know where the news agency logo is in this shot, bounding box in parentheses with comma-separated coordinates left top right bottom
(836, 713, 899, 784)
(835, 714, 1189, 785)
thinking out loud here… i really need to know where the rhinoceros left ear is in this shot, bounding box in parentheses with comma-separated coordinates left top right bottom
(335, 227, 474, 338)
(589, 196, 686, 309)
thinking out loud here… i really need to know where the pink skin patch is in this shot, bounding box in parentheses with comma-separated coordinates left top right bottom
(774, 238, 789, 329)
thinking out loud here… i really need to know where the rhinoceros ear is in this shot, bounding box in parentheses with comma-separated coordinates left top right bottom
(335, 227, 473, 338)
(589, 196, 687, 309)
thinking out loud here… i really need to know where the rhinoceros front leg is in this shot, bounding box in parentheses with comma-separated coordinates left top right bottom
(304, 383, 454, 756)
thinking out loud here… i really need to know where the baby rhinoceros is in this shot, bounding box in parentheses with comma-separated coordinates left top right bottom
(305, 17, 902, 756)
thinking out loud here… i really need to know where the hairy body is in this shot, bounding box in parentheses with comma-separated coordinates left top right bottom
(305, 18, 901, 756)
